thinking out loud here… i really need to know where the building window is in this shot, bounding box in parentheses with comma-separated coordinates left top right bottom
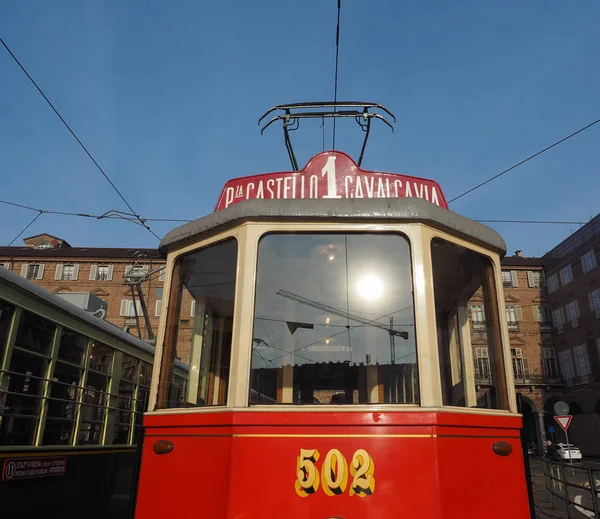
(511, 348, 528, 382)
(581, 250, 597, 274)
(533, 305, 551, 329)
(559, 265, 573, 286)
(552, 307, 565, 334)
(543, 348, 559, 380)
(558, 349, 575, 382)
(502, 270, 517, 288)
(120, 300, 143, 318)
(22, 263, 44, 280)
(474, 347, 490, 382)
(573, 344, 591, 377)
(589, 289, 600, 316)
(155, 299, 162, 317)
(505, 305, 521, 330)
(471, 305, 486, 329)
(547, 274, 559, 293)
(159, 267, 166, 282)
(565, 301, 580, 329)
(89, 264, 113, 281)
(35, 242, 52, 249)
(527, 271, 544, 288)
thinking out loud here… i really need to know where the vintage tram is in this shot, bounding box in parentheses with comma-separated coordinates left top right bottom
(0, 265, 160, 519)
(133, 104, 530, 519)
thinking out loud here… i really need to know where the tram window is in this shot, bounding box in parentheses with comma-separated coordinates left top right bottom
(57, 329, 87, 365)
(249, 233, 417, 406)
(157, 238, 238, 409)
(89, 342, 113, 373)
(43, 359, 81, 445)
(0, 301, 15, 362)
(0, 351, 47, 445)
(430, 239, 509, 410)
(15, 311, 55, 356)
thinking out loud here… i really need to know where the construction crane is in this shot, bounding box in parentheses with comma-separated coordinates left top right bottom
(276, 289, 408, 364)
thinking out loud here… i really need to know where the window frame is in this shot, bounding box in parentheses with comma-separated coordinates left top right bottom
(150, 222, 516, 414)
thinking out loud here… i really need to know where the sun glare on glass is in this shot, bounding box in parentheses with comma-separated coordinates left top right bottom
(356, 274, 384, 301)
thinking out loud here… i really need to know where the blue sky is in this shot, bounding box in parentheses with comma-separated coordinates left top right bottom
(1, 1, 598, 256)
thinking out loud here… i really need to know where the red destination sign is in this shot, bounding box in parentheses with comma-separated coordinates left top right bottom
(2, 457, 67, 481)
(215, 151, 448, 211)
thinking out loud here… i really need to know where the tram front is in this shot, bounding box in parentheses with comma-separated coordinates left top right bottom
(134, 151, 530, 519)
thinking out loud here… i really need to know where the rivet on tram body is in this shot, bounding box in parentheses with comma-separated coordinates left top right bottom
(492, 441, 513, 456)
(153, 440, 174, 455)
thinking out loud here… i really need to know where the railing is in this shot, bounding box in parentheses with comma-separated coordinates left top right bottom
(544, 458, 600, 518)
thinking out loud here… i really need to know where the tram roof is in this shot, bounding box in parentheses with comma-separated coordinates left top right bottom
(159, 198, 507, 257)
(0, 265, 156, 356)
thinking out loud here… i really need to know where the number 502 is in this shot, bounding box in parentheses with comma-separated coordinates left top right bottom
(295, 448, 375, 498)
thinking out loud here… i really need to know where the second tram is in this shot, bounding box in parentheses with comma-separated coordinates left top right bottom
(133, 121, 530, 517)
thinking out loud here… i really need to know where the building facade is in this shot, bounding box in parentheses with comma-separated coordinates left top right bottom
(468, 252, 561, 454)
(542, 215, 600, 455)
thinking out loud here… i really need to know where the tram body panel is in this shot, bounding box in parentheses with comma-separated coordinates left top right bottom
(135, 410, 529, 519)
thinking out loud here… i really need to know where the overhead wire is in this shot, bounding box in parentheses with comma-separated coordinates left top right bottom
(448, 117, 600, 204)
(332, 0, 341, 150)
(0, 212, 44, 256)
(0, 37, 160, 241)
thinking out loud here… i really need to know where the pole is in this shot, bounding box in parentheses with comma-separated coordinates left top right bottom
(565, 429, 574, 472)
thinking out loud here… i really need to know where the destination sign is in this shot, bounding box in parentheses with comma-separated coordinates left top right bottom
(215, 151, 448, 211)
(2, 457, 67, 481)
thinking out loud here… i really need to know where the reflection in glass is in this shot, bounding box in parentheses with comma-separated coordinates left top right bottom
(158, 238, 238, 409)
(431, 239, 508, 410)
(250, 233, 417, 405)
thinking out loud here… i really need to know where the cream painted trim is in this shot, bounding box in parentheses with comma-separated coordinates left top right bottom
(151, 219, 517, 415)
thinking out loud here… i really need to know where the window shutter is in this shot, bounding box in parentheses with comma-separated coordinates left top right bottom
(515, 305, 523, 321)
(527, 271, 534, 287)
(2, 262, 10, 270)
(533, 306, 540, 322)
(523, 358, 529, 376)
(126, 264, 133, 276)
(514, 348, 523, 358)
(191, 300, 196, 317)
(89, 265, 98, 280)
(120, 300, 129, 316)
(510, 270, 518, 287)
(72, 264, 79, 281)
(20, 264, 28, 277)
(55, 264, 64, 280)
(159, 267, 166, 282)
(107, 265, 114, 281)
(36, 265, 45, 279)
(155, 300, 162, 317)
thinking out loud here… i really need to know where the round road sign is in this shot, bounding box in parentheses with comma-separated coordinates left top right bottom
(554, 401, 569, 415)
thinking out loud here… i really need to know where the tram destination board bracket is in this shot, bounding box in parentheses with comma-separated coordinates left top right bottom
(258, 101, 396, 171)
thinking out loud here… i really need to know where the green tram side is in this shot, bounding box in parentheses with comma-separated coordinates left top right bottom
(0, 266, 159, 519)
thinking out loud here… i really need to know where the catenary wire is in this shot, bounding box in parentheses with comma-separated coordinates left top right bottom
(448, 117, 600, 204)
(0, 37, 159, 241)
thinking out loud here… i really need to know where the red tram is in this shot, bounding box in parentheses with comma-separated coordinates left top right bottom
(133, 104, 530, 518)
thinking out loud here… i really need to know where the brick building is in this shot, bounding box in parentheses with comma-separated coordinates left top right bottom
(542, 214, 600, 455)
(0, 233, 176, 343)
(468, 251, 561, 454)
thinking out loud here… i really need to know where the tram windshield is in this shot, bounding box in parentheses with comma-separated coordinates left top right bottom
(250, 233, 417, 405)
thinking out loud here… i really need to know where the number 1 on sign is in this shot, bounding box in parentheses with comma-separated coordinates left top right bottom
(322, 156, 341, 198)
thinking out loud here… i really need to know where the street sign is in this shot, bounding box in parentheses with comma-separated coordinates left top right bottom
(555, 415, 572, 432)
(547, 425, 555, 434)
(554, 401, 570, 415)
